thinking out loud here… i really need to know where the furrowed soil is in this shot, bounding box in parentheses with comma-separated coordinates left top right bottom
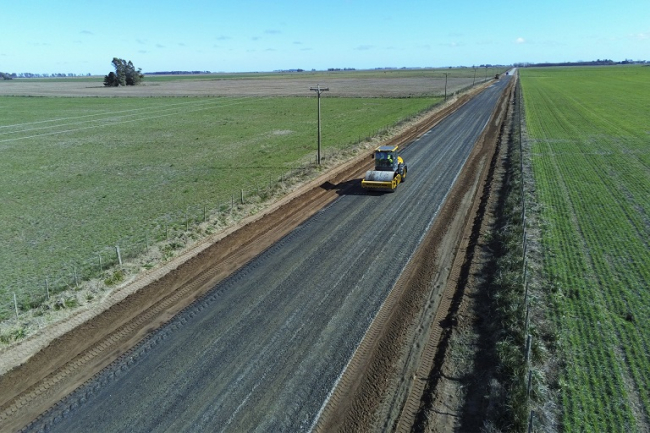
(0, 74, 513, 432)
(0, 74, 475, 98)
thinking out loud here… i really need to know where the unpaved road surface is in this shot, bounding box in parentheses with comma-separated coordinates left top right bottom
(1, 77, 511, 432)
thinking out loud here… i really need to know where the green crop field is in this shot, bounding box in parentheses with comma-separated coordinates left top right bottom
(0, 93, 441, 320)
(521, 65, 650, 431)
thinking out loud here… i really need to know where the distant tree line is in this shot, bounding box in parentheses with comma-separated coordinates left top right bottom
(104, 58, 143, 87)
(1, 72, 91, 79)
(146, 71, 211, 75)
(273, 69, 307, 73)
(514, 59, 647, 67)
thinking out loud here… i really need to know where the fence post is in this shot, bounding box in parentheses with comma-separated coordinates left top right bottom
(46, 277, 50, 300)
(528, 410, 535, 433)
(115, 245, 123, 268)
(241, 189, 244, 204)
(14, 293, 19, 318)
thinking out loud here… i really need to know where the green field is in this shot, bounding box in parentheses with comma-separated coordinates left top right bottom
(0, 94, 441, 319)
(521, 66, 650, 431)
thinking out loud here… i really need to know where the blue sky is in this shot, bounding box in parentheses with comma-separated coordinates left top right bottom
(1, 0, 648, 74)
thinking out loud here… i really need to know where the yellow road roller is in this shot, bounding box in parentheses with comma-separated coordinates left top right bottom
(361, 145, 407, 192)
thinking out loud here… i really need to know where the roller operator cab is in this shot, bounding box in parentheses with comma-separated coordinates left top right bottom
(361, 145, 407, 192)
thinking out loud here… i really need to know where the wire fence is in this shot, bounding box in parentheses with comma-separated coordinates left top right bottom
(515, 72, 542, 433)
(0, 146, 352, 322)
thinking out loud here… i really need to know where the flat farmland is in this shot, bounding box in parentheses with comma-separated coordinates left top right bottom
(0, 68, 489, 98)
(0, 74, 511, 433)
(521, 66, 650, 431)
(1, 71, 469, 324)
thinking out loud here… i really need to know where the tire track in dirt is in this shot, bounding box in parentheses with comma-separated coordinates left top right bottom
(313, 77, 515, 432)
(404, 79, 515, 433)
(0, 159, 361, 431)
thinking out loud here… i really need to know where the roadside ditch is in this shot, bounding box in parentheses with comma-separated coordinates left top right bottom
(407, 73, 558, 433)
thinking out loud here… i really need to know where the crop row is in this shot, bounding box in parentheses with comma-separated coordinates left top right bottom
(521, 66, 650, 432)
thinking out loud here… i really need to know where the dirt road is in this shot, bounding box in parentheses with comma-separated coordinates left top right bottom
(0, 77, 512, 432)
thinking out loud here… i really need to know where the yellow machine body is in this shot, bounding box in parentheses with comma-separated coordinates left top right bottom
(361, 145, 407, 192)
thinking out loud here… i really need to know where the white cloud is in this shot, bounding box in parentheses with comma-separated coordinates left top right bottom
(516, 37, 526, 44)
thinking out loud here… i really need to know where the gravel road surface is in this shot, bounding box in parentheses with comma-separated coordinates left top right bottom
(26, 78, 510, 432)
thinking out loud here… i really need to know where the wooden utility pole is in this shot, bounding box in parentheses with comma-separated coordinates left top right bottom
(310, 85, 329, 164)
(443, 73, 448, 100)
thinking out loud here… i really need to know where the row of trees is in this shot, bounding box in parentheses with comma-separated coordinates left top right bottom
(1, 72, 94, 79)
(514, 59, 648, 68)
(104, 58, 143, 86)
